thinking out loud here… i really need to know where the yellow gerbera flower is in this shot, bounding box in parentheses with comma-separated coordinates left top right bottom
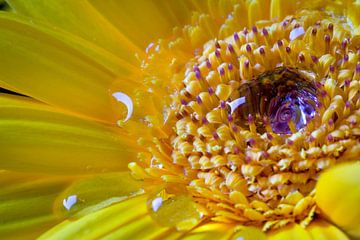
(0, 0, 359, 239)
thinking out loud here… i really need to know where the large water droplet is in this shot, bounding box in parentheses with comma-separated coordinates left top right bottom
(230, 67, 319, 134)
(147, 184, 202, 230)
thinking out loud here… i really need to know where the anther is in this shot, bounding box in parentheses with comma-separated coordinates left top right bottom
(201, 116, 208, 124)
(206, 59, 212, 69)
(259, 47, 265, 55)
(324, 34, 330, 43)
(329, 64, 335, 73)
(220, 100, 226, 109)
(262, 28, 268, 36)
(208, 87, 214, 95)
(195, 70, 202, 80)
(343, 54, 349, 62)
(327, 23, 333, 32)
(298, 53, 305, 63)
(218, 67, 225, 76)
(252, 26, 258, 34)
(311, 28, 317, 36)
(196, 95, 202, 104)
(345, 78, 351, 87)
(244, 60, 250, 68)
(243, 27, 248, 35)
(228, 44, 235, 53)
(234, 32, 240, 42)
(285, 46, 291, 53)
(228, 63, 233, 71)
(213, 132, 220, 140)
(215, 49, 221, 58)
(228, 114, 233, 122)
(356, 64, 360, 73)
(277, 40, 283, 47)
(246, 44, 252, 52)
(181, 99, 187, 105)
(311, 55, 318, 63)
(327, 134, 333, 142)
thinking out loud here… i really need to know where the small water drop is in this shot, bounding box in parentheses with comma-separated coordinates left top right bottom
(63, 195, 77, 210)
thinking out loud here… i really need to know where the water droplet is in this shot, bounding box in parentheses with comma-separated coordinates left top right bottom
(147, 184, 202, 230)
(63, 195, 77, 210)
(289, 27, 305, 40)
(230, 67, 319, 134)
(112, 92, 133, 123)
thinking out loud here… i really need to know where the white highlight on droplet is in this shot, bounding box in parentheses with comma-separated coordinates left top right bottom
(289, 27, 305, 40)
(152, 197, 163, 212)
(63, 195, 77, 210)
(227, 97, 246, 115)
(112, 92, 133, 122)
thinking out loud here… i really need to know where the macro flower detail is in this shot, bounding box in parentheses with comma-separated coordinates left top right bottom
(0, 0, 359, 240)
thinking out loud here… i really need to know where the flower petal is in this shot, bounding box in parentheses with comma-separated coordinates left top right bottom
(0, 171, 70, 239)
(6, 0, 144, 62)
(0, 13, 136, 122)
(316, 162, 360, 238)
(0, 94, 139, 174)
(268, 224, 312, 240)
(306, 220, 350, 240)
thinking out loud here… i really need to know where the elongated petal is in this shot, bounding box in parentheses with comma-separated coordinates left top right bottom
(0, 94, 139, 174)
(182, 223, 234, 240)
(0, 171, 71, 239)
(306, 220, 349, 240)
(316, 162, 360, 238)
(6, 0, 144, 62)
(0, 13, 135, 122)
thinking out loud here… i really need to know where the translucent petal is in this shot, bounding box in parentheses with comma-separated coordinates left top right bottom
(316, 162, 360, 238)
(0, 94, 139, 174)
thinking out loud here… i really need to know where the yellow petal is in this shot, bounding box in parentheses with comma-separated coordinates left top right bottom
(0, 94, 139, 174)
(232, 225, 267, 240)
(182, 223, 234, 240)
(0, 13, 135, 122)
(306, 220, 350, 240)
(39, 195, 149, 240)
(0, 171, 71, 239)
(270, 0, 296, 20)
(316, 162, 360, 238)
(89, 0, 194, 48)
(53, 172, 143, 218)
(268, 224, 312, 240)
(6, 0, 143, 62)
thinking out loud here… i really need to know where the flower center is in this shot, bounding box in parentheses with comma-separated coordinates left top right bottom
(129, 8, 360, 233)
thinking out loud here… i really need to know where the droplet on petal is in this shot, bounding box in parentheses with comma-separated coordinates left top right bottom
(289, 27, 305, 40)
(63, 195, 77, 211)
(112, 92, 133, 123)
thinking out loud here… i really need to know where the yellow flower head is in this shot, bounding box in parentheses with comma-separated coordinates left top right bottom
(0, 0, 360, 239)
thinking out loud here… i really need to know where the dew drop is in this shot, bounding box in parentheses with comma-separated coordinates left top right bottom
(112, 92, 133, 123)
(63, 195, 77, 210)
(230, 67, 319, 134)
(147, 184, 202, 230)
